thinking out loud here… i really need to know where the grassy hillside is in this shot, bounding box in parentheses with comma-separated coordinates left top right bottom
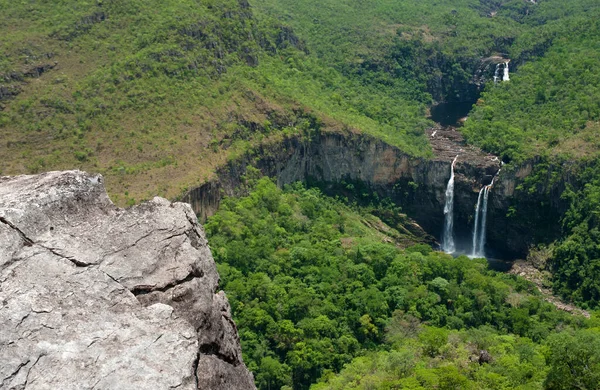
(0, 0, 432, 205)
(462, 18, 600, 163)
(251, 0, 600, 103)
(3, 0, 598, 205)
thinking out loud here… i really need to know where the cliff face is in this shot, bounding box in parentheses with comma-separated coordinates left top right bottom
(0, 171, 255, 390)
(183, 130, 514, 254)
(183, 129, 568, 258)
(487, 160, 570, 256)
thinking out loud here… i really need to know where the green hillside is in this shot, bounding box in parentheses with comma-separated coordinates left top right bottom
(3, 0, 599, 204)
(251, 0, 600, 103)
(459, 14, 600, 310)
(462, 18, 600, 163)
(0, 0, 432, 204)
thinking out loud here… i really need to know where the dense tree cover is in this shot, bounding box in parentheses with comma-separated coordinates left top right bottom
(205, 176, 592, 390)
(314, 325, 600, 390)
(549, 161, 600, 309)
(462, 18, 600, 163)
(252, 0, 600, 103)
(456, 4, 600, 311)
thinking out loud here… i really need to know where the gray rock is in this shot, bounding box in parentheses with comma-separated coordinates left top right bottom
(478, 349, 493, 365)
(0, 170, 255, 390)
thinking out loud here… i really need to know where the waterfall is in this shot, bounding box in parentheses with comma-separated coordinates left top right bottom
(493, 64, 500, 84)
(471, 171, 500, 257)
(471, 185, 490, 257)
(441, 156, 459, 253)
(503, 61, 510, 81)
(477, 186, 490, 254)
(471, 188, 484, 256)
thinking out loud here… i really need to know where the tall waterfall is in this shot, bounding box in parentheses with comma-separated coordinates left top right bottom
(471, 172, 499, 257)
(441, 156, 459, 253)
(503, 61, 510, 81)
(493, 64, 501, 84)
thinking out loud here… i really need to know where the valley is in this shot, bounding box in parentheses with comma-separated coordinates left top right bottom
(2, 0, 600, 388)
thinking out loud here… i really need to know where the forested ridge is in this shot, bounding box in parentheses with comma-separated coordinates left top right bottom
(460, 15, 600, 311)
(3, 0, 600, 388)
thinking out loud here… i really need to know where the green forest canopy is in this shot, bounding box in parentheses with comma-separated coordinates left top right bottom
(206, 176, 598, 390)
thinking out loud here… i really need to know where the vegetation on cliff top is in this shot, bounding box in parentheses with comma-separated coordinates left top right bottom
(0, 0, 433, 205)
(458, 7, 600, 312)
(462, 17, 600, 163)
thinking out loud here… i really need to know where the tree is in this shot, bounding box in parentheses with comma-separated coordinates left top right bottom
(544, 329, 600, 390)
(256, 357, 291, 390)
(419, 327, 449, 357)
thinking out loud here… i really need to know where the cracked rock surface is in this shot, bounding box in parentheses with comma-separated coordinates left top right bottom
(0, 170, 255, 390)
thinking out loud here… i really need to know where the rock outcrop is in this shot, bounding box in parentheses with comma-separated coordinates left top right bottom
(0, 171, 255, 390)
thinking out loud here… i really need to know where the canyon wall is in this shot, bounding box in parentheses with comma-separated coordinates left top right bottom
(184, 131, 570, 258)
(184, 131, 554, 256)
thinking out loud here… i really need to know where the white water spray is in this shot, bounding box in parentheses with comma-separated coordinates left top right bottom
(503, 61, 510, 81)
(441, 156, 459, 253)
(493, 63, 501, 84)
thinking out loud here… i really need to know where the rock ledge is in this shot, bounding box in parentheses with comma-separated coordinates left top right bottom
(0, 170, 255, 390)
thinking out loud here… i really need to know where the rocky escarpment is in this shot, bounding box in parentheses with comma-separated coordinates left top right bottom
(0, 171, 255, 390)
(1, 61, 57, 109)
(183, 127, 573, 258)
(487, 158, 571, 257)
(183, 129, 507, 254)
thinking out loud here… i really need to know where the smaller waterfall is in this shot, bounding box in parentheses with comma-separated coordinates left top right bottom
(493, 64, 501, 84)
(477, 186, 490, 254)
(471, 171, 500, 257)
(441, 156, 459, 253)
(503, 61, 510, 81)
(471, 188, 484, 256)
